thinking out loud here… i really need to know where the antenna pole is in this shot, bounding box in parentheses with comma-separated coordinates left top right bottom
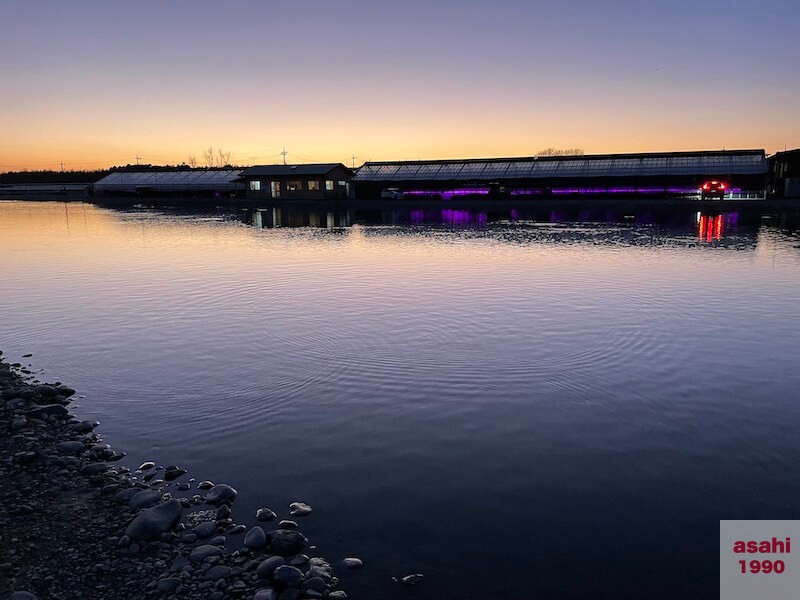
(351, 154, 357, 169)
(281, 148, 288, 166)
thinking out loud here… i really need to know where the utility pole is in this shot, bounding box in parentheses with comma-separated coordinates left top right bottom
(135, 154, 141, 166)
(60, 161, 66, 193)
(280, 148, 288, 166)
(351, 154, 358, 169)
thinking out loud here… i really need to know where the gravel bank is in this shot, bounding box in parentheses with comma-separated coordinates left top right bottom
(0, 352, 352, 600)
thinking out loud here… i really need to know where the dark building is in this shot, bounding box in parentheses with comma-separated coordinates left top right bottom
(352, 150, 768, 200)
(93, 169, 243, 197)
(768, 149, 800, 198)
(239, 164, 352, 201)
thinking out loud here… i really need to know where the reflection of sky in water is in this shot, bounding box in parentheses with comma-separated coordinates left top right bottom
(1, 201, 800, 600)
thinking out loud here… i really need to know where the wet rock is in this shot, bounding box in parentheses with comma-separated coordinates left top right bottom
(204, 565, 232, 580)
(256, 508, 277, 522)
(156, 577, 181, 593)
(74, 420, 97, 433)
(273, 565, 304, 587)
(194, 521, 217, 539)
(256, 555, 286, 578)
(209, 535, 226, 546)
(80, 463, 108, 477)
(112, 488, 141, 503)
(329, 592, 347, 600)
(190, 544, 223, 563)
(56, 441, 85, 454)
(128, 490, 162, 510)
(216, 504, 231, 520)
(180, 532, 197, 544)
(10, 416, 27, 431)
(245, 526, 267, 549)
(267, 529, 308, 556)
(206, 483, 238, 505)
(253, 588, 277, 600)
(34, 385, 58, 398)
(400, 573, 424, 585)
(55, 385, 76, 398)
(302, 577, 326, 593)
(342, 557, 363, 569)
(124, 499, 182, 541)
(288, 502, 312, 517)
(164, 466, 187, 481)
(228, 524, 246, 535)
(278, 520, 297, 529)
(25, 404, 68, 419)
(9, 592, 38, 600)
(138, 461, 156, 471)
(197, 480, 214, 490)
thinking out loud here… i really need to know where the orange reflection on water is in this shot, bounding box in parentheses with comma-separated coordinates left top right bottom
(698, 214, 724, 242)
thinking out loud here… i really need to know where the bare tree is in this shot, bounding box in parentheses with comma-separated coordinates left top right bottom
(202, 146, 215, 167)
(187, 155, 197, 168)
(216, 148, 231, 167)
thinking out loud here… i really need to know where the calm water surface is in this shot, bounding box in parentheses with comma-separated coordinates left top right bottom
(2, 201, 800, 599)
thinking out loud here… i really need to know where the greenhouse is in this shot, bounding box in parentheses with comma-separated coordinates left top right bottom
(352, 150, 768, 199)
(93, 169, 243, 196)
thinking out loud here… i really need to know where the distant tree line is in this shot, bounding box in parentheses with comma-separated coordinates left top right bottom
(0, 163, 245, 184)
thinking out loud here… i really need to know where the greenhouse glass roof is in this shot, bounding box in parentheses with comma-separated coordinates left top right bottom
(94, 170, 243, 190)
(352, 151, 767, 182)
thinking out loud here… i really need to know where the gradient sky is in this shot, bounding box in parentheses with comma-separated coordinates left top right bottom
(1, 0, 798, 171)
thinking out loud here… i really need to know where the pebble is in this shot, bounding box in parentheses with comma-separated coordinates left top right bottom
(194, 521, 218, 538)
(342, 558, 363, 569)
(278, 520, 298, 529)
(329, 592, 348, 600)
(288, 501, 312, 517)
(267, 529, 308, 556)
(205, 483, 238, 505)
(273, 565, 304, 587)
(256, 507, 277, 522)
(256, 555, 286, 578)
(128, 490, 162, 510)
(244, 526, 267, 549)
(189, 544, 223, 563)
(137, 461, 156, 471)
(204, 565, 232, 580)
(124, 499, 183, 541)
(156, 577, 181, 593)
(197, 480, 215, 490)
(254, 588, 277, 600)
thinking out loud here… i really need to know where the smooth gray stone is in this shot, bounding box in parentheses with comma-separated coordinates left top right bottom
(56, 441, 85, 454)
(80, 463, 108, 476)
(194, 521, 217, 539)
(328, 592, 347, 600)
(138, 461, 156, 471)
(180, 533, 197, 544)
(205, 483, 238, 505)
(129, 490, 162, 510)
(25, 404, 68, 419)
(253, 588, 277, 600)
(56, 386, 76, 398)
(74, 420, 96, 433)
(197, 480, 214, 490)
(272, 565, 303, 587)
(156, 578, 181, 593)
(267, 530, 308, 556)
(164, 467, 186, 481)
(278, 520, 297, 530)
(9, 592, 38, 600)
(34, 385, 57, 397)
(124, 499, 182, 541)
(209, 535, 226, 546)
(301, 577, 326, 593)
(10, 416, 27, 431)
(342, 557, 363, 569)
(288, 502, 312, 517)
(256, 508, 277, 522)
(244, 526, 267, 549)
(204, 565, 232, 580)
(112, 488, 141, 503)
(256, 555, 285, 579)
(189, 544, 222, 563)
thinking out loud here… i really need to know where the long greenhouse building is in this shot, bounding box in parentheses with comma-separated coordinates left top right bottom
(352, 149, 768, 200)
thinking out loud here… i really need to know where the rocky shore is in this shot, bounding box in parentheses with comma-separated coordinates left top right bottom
(0, 352, 356, 600)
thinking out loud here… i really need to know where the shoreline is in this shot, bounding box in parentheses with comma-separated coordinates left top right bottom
(0, 351, 352, 600)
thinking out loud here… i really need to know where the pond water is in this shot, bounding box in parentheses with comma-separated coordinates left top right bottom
(2, 200, 799, 599)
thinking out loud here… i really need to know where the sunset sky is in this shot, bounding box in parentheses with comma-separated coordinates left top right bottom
(1, 0, 798, 171)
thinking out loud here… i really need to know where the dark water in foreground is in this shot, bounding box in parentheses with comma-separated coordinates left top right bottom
(2, 201, 800, 599)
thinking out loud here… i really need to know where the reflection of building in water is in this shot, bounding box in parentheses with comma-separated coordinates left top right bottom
(248, 208, 351, 229)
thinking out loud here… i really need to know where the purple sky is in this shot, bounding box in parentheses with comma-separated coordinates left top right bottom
(1, 0, 797, 170)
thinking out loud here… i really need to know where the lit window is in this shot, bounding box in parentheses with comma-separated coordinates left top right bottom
(308, 180, 320, 191)
(325, 180, 334, 191)
(249, 180, 261, 191)
(287, 180, 302, 191)
(338, 180, 347, 186)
